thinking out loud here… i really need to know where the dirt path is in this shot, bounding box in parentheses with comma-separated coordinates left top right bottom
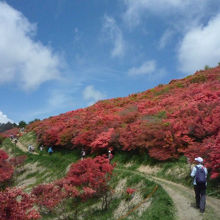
(116, 168, 220, 220)
(13, 139, 38, 155)
(150, 176, 220, 220)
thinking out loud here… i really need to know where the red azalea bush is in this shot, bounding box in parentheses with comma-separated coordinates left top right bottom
(0, 127, 21, 138)
(26, 66, 220, 178)
(0, 187, 41, 220)
(31, 156, 114, 216)
(125, 188, 136, 201)
(65, 156, 114, 195)
(0, 150, 14, 188)
(32, 183, 65, 211)
(126, 188, 136, 195)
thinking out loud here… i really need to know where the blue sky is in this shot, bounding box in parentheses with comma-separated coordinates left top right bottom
(1, 0, 220, 124)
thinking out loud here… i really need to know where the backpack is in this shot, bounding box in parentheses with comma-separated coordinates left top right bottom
(195, 166, 206, 184)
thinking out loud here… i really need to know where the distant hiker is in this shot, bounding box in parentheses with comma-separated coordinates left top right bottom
(191, 157, 208, 213)
(108, 149, 113, 162)
(28, 145, 32, 152)
(48, 147, 53, 155)
(28, 145, 34, 152)
(81, 149, 86, 160)
(39, 145, 43, 151)
(14, 138, 18, 145)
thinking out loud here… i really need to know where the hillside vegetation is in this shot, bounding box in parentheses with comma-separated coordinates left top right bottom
(0, 137, 175, 220)
(27, 66, 220, 179)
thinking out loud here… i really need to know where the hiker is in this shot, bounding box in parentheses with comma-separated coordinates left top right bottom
(39, 145, 43, 151)
(108, 149, 113, 162)
(28, 145, 34, 152)
(81, 149, 86, 160)
(28, 145, 32, 152)
(48, 147, 53, 155)
(191, 157, 208, 213)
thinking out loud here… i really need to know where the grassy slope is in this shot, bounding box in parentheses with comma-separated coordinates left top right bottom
(0, 133, 175, 220)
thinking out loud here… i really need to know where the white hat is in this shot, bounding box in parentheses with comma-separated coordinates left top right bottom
(195, 157, 203, 163)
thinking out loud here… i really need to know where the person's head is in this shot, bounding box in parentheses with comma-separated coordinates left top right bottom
(195, 157, 203, 164)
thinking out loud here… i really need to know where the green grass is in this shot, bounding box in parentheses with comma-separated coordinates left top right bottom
(112, 150, 159, 168)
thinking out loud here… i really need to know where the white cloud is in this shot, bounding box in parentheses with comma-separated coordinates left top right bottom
(0, 111, 13, 124)
(83, 85, 105, 106)
(121, 0, 207, 28)
(158, 29, 174, 49)
(48, 91, 74, 108)
(103, 15, 125, 57)
(178, 14, 220, 74)
(0, 2, 62, 90)
(128, 60, 156, 76)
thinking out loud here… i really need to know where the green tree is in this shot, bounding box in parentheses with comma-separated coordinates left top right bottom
(28, 118, 40, 124)
(18, 120, 27, 128)
(204, 65, 210, 70)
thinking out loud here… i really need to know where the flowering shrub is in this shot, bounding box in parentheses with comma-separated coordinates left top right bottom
(26, 66, 220, 178)
(0, 150, 14, 189)
(0, 127, 20, 138)
(0, 187, 41, 220)
(125, 188, 136, 201)
(126, 188, 136, 195)
(31, 156, 114, 217)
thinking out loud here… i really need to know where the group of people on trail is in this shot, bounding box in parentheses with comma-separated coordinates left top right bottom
(191, 156, 208, 213)
(27, 144, 53, 155)
(80, 148, 113, 161)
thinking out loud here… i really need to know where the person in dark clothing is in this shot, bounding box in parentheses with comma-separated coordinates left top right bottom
(81, 149, 86, 160)
(191, 157, 208, 213)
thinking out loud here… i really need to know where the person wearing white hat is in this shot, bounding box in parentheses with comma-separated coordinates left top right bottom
(191, 157, 208, 213)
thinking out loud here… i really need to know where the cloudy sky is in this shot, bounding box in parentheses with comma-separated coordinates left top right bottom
(1, 0, 220, 123)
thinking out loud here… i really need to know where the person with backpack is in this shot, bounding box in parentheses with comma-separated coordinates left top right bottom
(48, 147, 53, 155)
(191, 157, 208, 213)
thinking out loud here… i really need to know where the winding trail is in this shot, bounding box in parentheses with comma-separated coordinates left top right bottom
(116, 168, 220, 220)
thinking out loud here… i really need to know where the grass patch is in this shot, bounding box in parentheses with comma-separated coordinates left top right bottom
(112, 151, 158, 169)
(190, 74, 207, 83)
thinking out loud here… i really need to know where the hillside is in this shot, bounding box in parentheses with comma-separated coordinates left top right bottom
(27, 66, 220, 179)
(1, 133, 220, 219)
(1, 137, 176, 220)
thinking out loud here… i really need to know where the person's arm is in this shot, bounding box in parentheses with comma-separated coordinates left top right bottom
(191, 166, 196, 177)
(204, 167, 208, 178)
